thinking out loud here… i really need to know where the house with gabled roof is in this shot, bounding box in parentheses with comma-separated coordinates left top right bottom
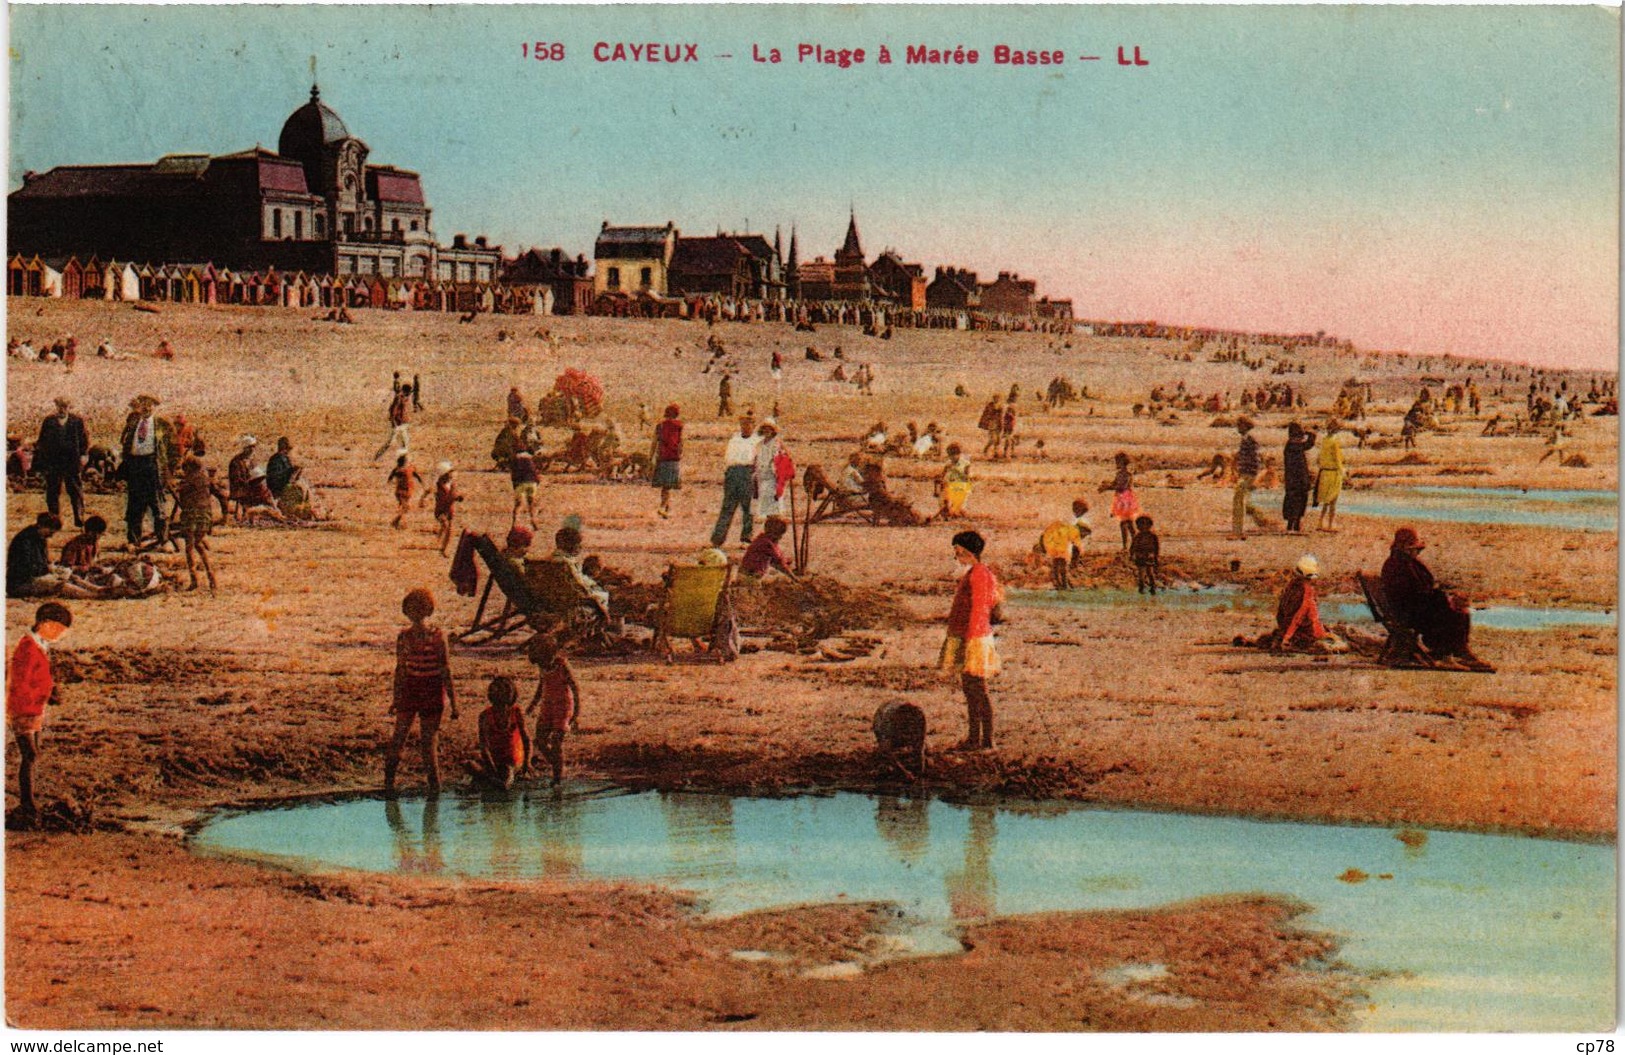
(593, 222, 678, 296)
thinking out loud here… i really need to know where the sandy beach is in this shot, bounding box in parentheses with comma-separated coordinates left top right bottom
(5, 298, 1616, 1030)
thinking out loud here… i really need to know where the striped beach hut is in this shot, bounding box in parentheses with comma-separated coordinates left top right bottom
(199, 263, 221, 305)
(8, 254, 43, 297)
(101, 260, 140, 301)
(42, 256, 84, 299)
(81, 255, 106, 299)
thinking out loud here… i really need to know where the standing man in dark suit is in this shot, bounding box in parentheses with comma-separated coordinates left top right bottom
(35, 397, 89, 527)
(118, 394, 173, 546)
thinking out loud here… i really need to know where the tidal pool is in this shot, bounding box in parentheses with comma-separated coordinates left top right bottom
(192, 790, 1615, 1032)
(1340, 486, 1617, 533)
(1012, 587, 1616, 632)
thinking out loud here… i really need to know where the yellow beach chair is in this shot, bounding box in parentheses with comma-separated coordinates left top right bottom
(653, 563, 735, 662)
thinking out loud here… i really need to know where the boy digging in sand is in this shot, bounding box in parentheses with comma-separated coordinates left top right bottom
(526, 634, 580, 787)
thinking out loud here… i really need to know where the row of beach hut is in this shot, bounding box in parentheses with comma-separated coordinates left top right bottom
(6, 255, 545, 315)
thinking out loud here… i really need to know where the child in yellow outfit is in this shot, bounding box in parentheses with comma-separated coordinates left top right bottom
(1037, 499, 1093, 591)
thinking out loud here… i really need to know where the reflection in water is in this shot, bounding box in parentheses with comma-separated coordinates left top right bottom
(385, 795, 444, 875)
(532, 788, 584, 878)
(661, 791, 736, 880)
(197, 791, 1616, 1032)
(476, 791, 522, 875)
(875, 794, 930, 868)
(944, 803, 996, 921)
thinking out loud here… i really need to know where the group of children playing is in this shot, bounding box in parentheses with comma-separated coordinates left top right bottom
(387, 587, 580, 795)
(1035, 449, 1161, 594)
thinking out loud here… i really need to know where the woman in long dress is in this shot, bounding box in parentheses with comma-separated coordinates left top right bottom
(1281, 421, 1317, 533)
(753, 419, 790, 519)
(1315, 419, 1346, 533)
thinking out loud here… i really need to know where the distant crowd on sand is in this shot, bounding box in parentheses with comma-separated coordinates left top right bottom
(9, 328, 1603, 820)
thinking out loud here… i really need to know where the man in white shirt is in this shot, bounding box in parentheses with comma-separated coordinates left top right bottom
(710, 415, 759, 546)
(117, 395, 172, 545)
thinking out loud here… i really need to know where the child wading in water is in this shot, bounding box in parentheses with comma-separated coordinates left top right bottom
(1129, 514, 1160, 593)
(387, 588, 457, 794)
(7, 602, 72, 824)
(472, 675, 530, 790)
(940, 530, 1001, 752)
(387, 454, 424, 530)
(430, 461, 462, 557)
(526, 634, 580, 786)
(1101, 452, 1140, 549)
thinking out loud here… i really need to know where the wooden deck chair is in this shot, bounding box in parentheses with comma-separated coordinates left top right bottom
(652, 563, 734, 662)
(456, 534, 538, 645)
(523, 559, 610, 650)
(1356, 570, 1435, 668)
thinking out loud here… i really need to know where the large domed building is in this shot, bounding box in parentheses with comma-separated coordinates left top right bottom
(9, 85, 500, 282)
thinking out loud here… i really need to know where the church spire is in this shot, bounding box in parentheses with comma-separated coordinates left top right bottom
(839, 209, 863, 260)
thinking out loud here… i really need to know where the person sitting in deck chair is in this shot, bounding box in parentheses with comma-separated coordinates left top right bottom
(1380, 527, 1493, 672)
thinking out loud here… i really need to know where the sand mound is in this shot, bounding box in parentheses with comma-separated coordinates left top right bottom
(734, 575, 911, 648)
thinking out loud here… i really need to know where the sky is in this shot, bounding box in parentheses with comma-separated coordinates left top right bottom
(7, 3, 1620, 369)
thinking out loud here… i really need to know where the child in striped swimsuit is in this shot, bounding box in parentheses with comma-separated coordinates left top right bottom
(387, 588, 457, 794)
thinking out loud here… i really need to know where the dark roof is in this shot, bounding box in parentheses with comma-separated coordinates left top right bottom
(731, 234, 776, 262)
(366, 166, 424, 204)
(278, 84, 352, 161)
(11, 164, 203, 200)
(872, 251, 923, 278)
(595, 225, 674, 259)
(503, 248, 589, 282)
(256, 158, 311, 195)
(670, 237, 750, 276)
(12, 148, 319, 200)
(215, 149, 316, 195)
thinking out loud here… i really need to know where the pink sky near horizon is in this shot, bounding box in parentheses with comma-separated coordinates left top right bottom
(929, 215, 1620, 373)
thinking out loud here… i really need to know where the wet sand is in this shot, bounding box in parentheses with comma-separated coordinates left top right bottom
(5, 299, 1615, 1029)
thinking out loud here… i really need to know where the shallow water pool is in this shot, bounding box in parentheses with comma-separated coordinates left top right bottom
(1340, 486, 1617, 532)
(192, 790, 1614, 1032)
(1012, 587, 1616, 631)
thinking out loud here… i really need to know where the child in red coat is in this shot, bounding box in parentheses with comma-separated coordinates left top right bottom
(7, 602, 72, 821)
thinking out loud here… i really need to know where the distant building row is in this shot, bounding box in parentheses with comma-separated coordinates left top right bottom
(577, 213, 1071, 321)
(6, 253, 544, 314)
(9, 85, 1069, 320)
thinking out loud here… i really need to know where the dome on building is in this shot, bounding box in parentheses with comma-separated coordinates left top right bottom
(278, 84, 350, 162)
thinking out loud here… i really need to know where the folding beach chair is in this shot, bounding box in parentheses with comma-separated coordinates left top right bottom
(1356, 570, 1435, 669)
(651, 563, 736, 662)
(523, 558, 611, 651)
(456, 533, 537, 646)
